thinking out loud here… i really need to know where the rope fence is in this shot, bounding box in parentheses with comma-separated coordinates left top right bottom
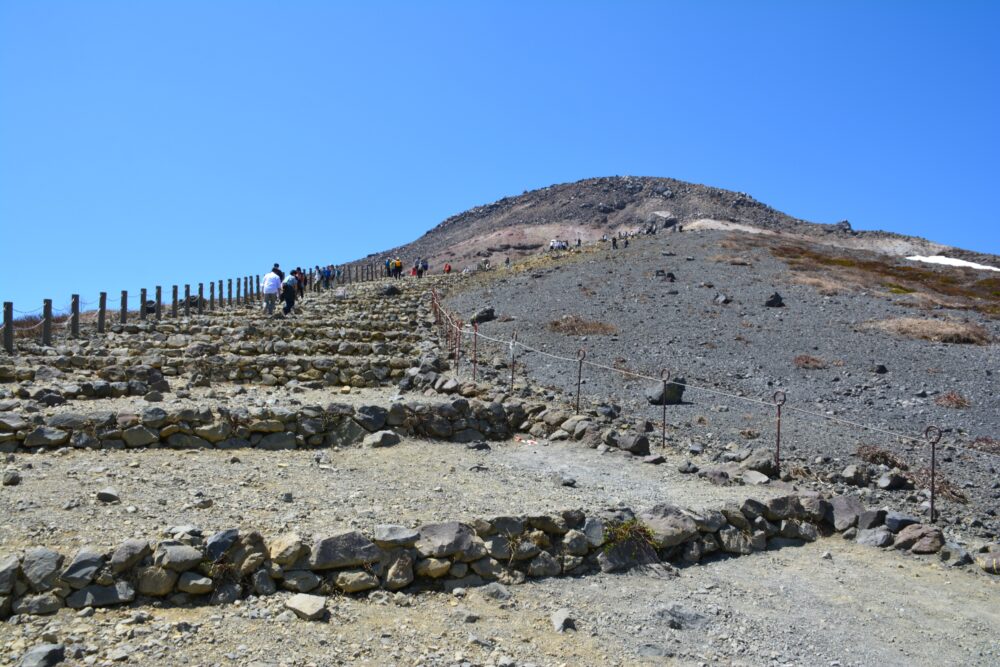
(430, 289, 999, 523)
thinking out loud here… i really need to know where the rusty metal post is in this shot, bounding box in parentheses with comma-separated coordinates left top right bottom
(42, 299, 52, 346)
(97, 292, 107, 334)
(119, 291, 127, 324)
(575, 348, 587, 414)
(3, 302, 13, 354)
(455, 319, 462, 375)
(773, 391, 786, 476)
(925, 425, 942, 523)
(155, 286, 162, 320)
(139, 288, 147, 321)
(70, 294, 80, 337)
(509, 331, 517, 393)
(660, 368, 670, 448)
(472, 322, 478, 382)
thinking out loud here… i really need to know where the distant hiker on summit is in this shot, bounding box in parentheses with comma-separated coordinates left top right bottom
(261, 266, 282, 315)
(281, 272, 299, 315)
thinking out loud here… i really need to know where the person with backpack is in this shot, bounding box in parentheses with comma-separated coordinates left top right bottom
(444, 262, 451, 274)
(281, 272, 299, 315)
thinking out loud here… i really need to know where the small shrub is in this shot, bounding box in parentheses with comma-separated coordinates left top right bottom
(793, 354, 827, 370)
(547, 315, 618, 336)
(856, 444, 909, 471)
(906, 467, 969, 504)
(602, 518, 659, 561)
(935, 391, 971, 409)
(968, 437, 1000, 454)
(868, 318, 992, 345)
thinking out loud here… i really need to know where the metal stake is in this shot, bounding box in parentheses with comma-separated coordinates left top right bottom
(660, 368, 670, 448)
(773, 391, 786, 476)
(509, 331, 517, 394)
(575, 348, 587, 414)
(925, 425, 942, 523)
(472, 322, 478, 382)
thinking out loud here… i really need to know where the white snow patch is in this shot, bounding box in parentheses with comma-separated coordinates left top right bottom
(905, 255, 1000, 272)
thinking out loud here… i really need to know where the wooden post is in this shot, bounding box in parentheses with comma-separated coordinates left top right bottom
(139, 288, 147, 321)
(171, 285, 178, 318)
(227, 279, 233, 306)
(236, 277, 242, 305)
(244, 276, 249, 303)
(42, 299, 52, 346)
(155, 286, 162, 320)
(218, 280, 223, 307)
(70, 294, 80, 337)
(255, 275, 260, 301)
(184, 285, 191, 317)
(210, 282, 215, 310)
(97, 292, 107, 334)
(198, 283, 204, 313)
(2, 302, 12, 354)
(120, 291, 128, 324)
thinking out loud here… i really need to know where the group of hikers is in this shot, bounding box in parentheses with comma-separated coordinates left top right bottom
(385, 256, 451, 279)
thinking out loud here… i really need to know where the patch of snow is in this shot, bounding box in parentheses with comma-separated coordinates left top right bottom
(905, 255, 1000, 272)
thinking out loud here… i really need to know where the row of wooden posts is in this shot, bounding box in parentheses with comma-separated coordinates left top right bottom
(1, 262, 394, 354)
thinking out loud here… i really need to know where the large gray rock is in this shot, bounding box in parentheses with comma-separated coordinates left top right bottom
(66, 581, 135, 608)
(527, 551, 561, 577)
(177, 572, 215, 594)
(137, 566, 178, 596)
(59, 548, 104, 589)
(363, 430, 400, 448)
(415, 522, 475, 558)
(281, 570, 321, 592)
(373, 525, 419, 548)
(638, 504, 698, 548)
(717, 526, 753, 555)
(617, 433, 650, 456)
(0, 554, 19, 594)
(0, 412, 29, 432)
(354, 405, 388, 432)
(153, 543, 203, 572)
(884, 511, 919, 533)
(110, 539, 151, 574)
(12, 593, 62, 615)
(644, 378, 685, 406)
(829, 495, 865, 531)
(856, 527, 894, 548)
(24, 427, 69, 447)
(259, 432, 296, 450)
(285, 593, 326, 620)
(18, 643, 65, 667)
(122, 425, 159, 447)
(205, 529, 240, 561)
(309, 531, 381, 570)
(22, 548, 63, 592)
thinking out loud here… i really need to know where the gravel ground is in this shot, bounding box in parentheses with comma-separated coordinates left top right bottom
(441, 230, 1000, 538)
(2, 537, 997, 667)
(0, 434, 783, 551)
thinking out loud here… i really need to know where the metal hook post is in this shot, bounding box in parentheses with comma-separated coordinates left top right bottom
(509, 331, 518, 394)
(924, 425, 942, 523)
(660, 368, 670, 449)
(575, 349, 587, 414)
(472, 322, 478, 382)
(772, 391, 787, 476)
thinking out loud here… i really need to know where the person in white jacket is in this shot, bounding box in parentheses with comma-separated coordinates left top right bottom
(261, 268, 282, 315)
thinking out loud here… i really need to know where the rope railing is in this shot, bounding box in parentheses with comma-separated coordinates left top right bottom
(429, 288, 999, 521)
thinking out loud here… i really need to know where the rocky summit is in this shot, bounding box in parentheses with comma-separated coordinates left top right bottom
(0, 177, 999, 666)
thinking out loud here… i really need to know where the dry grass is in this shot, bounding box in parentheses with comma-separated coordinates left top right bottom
(855, 444, 909, 471)
(547, 315, 618, 336)
(771, 242, 1000, 318)
(908, 467, 969, 504)
(867, 318, 992, 345)
(791, 274, 853, 296)
(935, 391, 971, 409)
(967, 437, 1000, 455)
(793, 354, 827, 370)
(708, 254, 752, 266)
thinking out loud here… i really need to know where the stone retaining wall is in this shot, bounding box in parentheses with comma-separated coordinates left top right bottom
(3, 492, 986, 619)
(0, 397, 523, 452)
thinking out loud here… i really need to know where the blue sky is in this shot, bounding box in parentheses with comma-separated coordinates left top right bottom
(1, 1, 998, 311)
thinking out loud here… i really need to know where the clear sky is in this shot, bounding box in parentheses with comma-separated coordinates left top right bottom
(1, 1, 998, 311)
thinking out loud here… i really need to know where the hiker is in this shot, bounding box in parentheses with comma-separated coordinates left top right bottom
(421, 258, 429, 275)
(262, 266, 282, 314)
(385, 258, 391, 278)
(612, 237, 618, 249)
(623, 238, 629, 248)
(444, 262, 451, 274)
(415, 259, 423, 279)
(504, 256, 511, 270)
(272, 263, 285, 281)
(281, 271, 299, 315)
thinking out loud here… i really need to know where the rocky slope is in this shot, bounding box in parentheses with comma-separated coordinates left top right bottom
(363, 176, 1000, 270)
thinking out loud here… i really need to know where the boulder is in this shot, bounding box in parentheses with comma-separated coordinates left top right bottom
(268, 534, 305, 565)
(309, 531, 381, 570)
(177, 572, 215, 594)
(137, 566, 178, 596)
(415, 522, 475, 558)
(893, 524, 944, 554)
(638, 504, 698, 548)
(527, 551, 561, 577)
(765, 292, 784, 307)
(856, 527, 894, 548)
(110, 539, 151, 574)
(66, 581, 135, 608)
(617, 433, 650, 456)
(335, 570, 379, 593)
(363, 430, 400, 448)
(153, 543, 203, 572)
(373, 525, 419, 548)
(24, 427, 69, 447)
(22, 548, 63, 592)
(470, 307, 496, 324)
(12, 593, 63, 615)
(829, 495, 865, 531)
(59, 548, 104, 589)
(285, 593, 326, 620)
(644, 379, 685, 406)
(17, 643, 65, 667)
(884, 511, 919, 533)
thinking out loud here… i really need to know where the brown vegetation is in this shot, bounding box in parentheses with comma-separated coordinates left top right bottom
(855, 444, 909, 470)
(867, 318, 992, 345)
(935, 391, 971, 409)
(547, 315, 618, 336)
(793, 354, 827, 370)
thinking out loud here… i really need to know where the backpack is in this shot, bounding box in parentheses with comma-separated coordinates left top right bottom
(282, 274, 298, 288)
